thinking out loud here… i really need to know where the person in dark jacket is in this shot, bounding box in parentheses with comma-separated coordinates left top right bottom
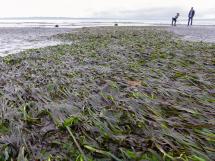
(172, 13, 180, 26)
(188, 7, 195, 26)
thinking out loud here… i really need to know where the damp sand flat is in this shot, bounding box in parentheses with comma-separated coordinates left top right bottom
(164, 25, 215, 43)
(0, 27, 72, 56)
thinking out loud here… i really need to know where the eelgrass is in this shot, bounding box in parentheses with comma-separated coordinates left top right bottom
(0, 27, 214, 160)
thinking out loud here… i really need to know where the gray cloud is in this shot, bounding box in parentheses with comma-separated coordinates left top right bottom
(92, 7, 215, 19)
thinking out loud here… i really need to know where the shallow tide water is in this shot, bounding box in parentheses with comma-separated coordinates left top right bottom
(0, 27, 72, 57)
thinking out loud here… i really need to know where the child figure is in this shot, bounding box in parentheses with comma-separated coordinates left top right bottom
(172, 13, 180, 26)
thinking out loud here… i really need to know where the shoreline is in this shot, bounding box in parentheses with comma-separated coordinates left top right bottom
(0, 24, 215, 29)
(1, 17, 215, 28)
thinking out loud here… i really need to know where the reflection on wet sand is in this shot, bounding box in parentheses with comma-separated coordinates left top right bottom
(0, 27, 71, 56)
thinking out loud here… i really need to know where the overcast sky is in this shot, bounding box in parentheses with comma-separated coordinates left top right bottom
(0, 0, 214, 19)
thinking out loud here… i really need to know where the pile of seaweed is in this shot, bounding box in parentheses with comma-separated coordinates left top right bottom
(0, 27, 214, 160)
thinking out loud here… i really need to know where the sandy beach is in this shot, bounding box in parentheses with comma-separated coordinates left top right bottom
(0, 26, 214, 160)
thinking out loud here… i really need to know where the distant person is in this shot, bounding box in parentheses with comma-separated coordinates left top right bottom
(172, 13, 180, 26)
(188, 7, 195, 26)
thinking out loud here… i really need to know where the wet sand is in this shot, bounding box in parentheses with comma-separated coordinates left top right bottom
(0, 27, 71, 56)
(164, 25, 215, 43)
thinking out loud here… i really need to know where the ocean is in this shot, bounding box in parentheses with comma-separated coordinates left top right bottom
(0, 18, 215, 28)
